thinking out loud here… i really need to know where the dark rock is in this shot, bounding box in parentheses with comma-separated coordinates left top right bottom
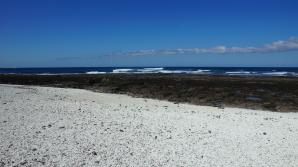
(1, 74, 298, 112)
(92, 151, 97, 155)
(246, 96, 262, 102)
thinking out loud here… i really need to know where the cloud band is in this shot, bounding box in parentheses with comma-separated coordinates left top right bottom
(108, 37, 298, 56)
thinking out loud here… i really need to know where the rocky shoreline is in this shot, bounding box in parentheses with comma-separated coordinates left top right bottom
(0, 74, 298, 112)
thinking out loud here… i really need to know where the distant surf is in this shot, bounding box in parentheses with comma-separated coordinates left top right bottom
(0, 67, 298, 77)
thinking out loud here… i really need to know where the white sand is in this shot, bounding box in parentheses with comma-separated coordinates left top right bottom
(0, 84, 298, 167)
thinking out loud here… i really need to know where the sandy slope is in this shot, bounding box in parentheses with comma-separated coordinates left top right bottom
(0, 84, 298, 167)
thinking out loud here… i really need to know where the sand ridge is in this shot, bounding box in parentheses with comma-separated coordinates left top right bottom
(0, 84, 298, 166)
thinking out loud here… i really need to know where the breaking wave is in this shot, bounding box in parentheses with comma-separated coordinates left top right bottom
(86, 71, 106, 74)
(1, 67, 298, 77)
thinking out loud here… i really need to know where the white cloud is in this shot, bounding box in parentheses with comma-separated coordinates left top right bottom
(110, 37, 298, 56)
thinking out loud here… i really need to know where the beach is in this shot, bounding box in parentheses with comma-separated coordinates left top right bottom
(1, 84, 298, 166)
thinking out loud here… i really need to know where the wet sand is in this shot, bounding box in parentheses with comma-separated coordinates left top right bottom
(1, 84, 298, 166)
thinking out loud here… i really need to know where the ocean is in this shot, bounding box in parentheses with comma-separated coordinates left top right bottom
(0, 67, 298, 77)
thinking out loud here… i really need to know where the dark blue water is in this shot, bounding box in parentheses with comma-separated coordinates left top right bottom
(0, 67, 298, 77)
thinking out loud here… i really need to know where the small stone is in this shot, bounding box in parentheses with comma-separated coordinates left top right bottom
(119, 129, 124, 132)
(155, 136, 157, 139)
(263, 132, 267, 135)
(20, 160, 27, 165)
(92, 151, 97, 155)
(32, 148, 37, 151)
(208, 130, 212, 134)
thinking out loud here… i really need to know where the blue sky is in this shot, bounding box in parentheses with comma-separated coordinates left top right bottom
(0, 0, 298, 67)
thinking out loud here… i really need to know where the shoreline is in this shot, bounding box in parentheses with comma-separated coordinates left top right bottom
(0, 74, 298, 112)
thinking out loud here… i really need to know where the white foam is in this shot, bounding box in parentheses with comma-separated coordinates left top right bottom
(112, 69, 135, 73)
(86, 71, 106, 74)
(190, 70, 211, 74)
(37, 73, 57, 75)
(226, 71, 251, 75)
(137, 68, 163, 73)
(159, 70, 188, 74)
(226, 71, 251, 74)
(138, 69, 211, 74)
(143, 68, 164, 71)
(262, 72, 288, 76)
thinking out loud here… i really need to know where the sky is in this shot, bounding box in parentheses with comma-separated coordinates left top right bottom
(0, 0, 298, 67)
